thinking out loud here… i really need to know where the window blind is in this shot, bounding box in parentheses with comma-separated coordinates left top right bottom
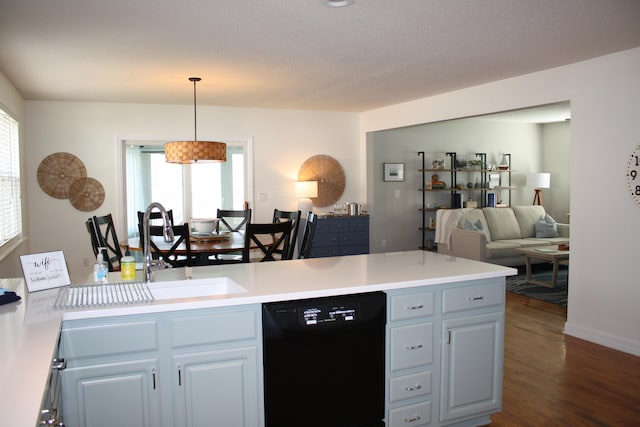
(0, 108, 21, 247)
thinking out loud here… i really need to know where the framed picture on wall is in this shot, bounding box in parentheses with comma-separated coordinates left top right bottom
(383, 163, 405, 182)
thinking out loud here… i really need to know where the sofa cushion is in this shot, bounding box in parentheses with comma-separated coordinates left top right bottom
(486, 241, 521, 259)
(456, 209, 492, 242)
(535, 214, 559, 238)
(512, 205, 547, 238)
(482, 207, 521, 240)
(498, 239, 550, 248)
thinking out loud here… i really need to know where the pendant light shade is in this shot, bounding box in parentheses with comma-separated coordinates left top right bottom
(165, 77, 226, 164)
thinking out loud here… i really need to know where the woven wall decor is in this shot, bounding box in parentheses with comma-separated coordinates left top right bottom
(37, 152, 87, 199)
(68, 177, 105, 212)
(297, 155, 345, 207)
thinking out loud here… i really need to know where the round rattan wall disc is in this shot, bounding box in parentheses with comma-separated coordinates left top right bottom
(37, 152, 87, 199)
(68, 177, 105, 212)
(297, 155, 345, 207)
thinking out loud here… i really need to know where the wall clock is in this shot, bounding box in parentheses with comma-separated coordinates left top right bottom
(626, 143, 640, 207)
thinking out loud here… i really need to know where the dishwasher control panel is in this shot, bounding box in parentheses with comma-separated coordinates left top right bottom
(301, 303, 359, 325)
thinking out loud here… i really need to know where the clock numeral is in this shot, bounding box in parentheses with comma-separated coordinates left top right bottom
(635, 155, 639, 167)
(635, 186, 640, 196)
(631, 170, 638, 180)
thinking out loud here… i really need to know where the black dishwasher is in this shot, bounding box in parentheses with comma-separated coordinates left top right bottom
(262, 291, 386, 427)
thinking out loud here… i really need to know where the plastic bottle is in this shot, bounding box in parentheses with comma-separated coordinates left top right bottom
(93, 249, 109, 284)
(120, 246, 136, 281)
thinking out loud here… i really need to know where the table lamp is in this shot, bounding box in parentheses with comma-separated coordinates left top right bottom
(296, 181, 318, 215)
(526, 173, 550, 205)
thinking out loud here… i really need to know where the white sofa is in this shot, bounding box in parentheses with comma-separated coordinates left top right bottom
(437, 206, 569, 266)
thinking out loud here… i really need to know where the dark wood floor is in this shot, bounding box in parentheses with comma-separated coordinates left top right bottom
(486, 293, 640, 426)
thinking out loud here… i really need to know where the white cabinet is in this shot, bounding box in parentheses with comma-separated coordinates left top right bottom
(59, 305, 263, 427)
(386, 279, 505, 427)
(387, 288, 435, 427)
(61, 358, 161, 427)
(440, 281, 505, 425)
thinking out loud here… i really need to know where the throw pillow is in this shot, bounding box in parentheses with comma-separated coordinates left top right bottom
(462, 219, 484, 232)
(535, 214, 559, 238)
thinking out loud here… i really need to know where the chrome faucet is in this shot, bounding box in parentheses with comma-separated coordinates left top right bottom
(143, 202, 174, 283)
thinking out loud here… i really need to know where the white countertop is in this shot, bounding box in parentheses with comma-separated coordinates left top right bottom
(0, 251, 516, 426)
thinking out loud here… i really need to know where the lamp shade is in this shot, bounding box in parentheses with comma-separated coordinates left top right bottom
(165, 141, 226, 164)
(526, 173, 551, 189)
(295, 181, 318, 198)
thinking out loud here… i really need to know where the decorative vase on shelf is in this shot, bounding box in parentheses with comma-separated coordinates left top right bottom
(498, 154, 509, 170)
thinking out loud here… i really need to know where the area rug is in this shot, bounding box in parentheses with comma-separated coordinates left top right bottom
(505, 264, 568, 307)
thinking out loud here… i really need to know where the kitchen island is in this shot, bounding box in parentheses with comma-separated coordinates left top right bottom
(1, 250, 516, 427)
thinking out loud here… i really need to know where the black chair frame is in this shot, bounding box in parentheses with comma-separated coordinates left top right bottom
(272, 209, 301, 260)
(243, 221, 292, 262)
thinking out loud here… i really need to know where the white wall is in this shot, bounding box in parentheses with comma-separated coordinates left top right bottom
(361, 47, 640, 356)
(541, 122, 571, 222)
(24, 102, 359, 282)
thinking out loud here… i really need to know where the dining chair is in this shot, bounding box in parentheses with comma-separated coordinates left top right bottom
(137, 209, 174, 231)
(86, 218, 100, 257)
(243, 221, 292, 262)
(217, 209, 251, 232)
(141, 222, 193, 268)
(92, 214, 124, 272)
(272, 209, 301, 260)
(298, 212, 318, 259)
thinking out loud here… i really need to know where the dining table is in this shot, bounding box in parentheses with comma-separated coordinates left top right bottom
(122, 231, 247, 265)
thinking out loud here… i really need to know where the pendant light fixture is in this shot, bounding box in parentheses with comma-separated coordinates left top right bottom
(165, 77, 226, 164)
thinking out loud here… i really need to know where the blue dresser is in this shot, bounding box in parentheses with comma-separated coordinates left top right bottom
(309, 216, 370, 258)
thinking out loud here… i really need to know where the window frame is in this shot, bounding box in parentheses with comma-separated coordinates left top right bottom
(0, 104, 23, 254)
(117, 136, 253, 238)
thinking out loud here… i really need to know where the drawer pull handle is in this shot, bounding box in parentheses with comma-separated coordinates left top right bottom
(468, 296, 484, 301)
(405, 384, 422, 392)
(406, 304, 424, 310)
(405, 343, 423, 350)
(404, 415, 421, 423)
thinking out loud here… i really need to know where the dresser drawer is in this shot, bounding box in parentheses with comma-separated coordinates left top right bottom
(389, 291, 434, 322)
(340, 231, 369, 245)
(442, 281, 504, 314)
(348, 217, 369, 231)
(389, 400, 432, 427)
(389, 371, 432, 403)
(390, 322, 433, 371)
(312, 232, 340, 247)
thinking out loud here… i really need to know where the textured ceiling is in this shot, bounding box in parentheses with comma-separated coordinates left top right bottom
(1, 0, 639, 112)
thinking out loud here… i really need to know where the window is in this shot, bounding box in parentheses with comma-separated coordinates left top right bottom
(0, 107, 21, 248)
(124, 141, 248, 238)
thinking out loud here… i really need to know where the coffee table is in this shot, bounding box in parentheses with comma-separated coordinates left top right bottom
(513, 246, 570, 288)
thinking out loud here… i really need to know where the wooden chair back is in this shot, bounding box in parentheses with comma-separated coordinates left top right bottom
(217, 209, 251, 232)
(92, 214, 123, 272)
(298, 212, 318, 259)
(243, 221, 292, 262)
(272, 209, 301, 260)
(141, 223, 193, 268)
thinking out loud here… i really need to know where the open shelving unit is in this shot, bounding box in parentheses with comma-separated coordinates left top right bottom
(417, 151, 513, 251)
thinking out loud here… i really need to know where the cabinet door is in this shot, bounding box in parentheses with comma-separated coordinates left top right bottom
(440, 312, 503, 423)
(61, 358, 161, 427)
(172, 346, 260, 427)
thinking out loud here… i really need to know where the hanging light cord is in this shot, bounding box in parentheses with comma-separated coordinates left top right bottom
(189, 77, 201, 141)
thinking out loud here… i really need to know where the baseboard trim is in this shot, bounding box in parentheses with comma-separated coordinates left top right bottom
(564, 321, 640, 357)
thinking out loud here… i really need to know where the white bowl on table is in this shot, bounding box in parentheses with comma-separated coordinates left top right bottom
(191, 218, 219, 234)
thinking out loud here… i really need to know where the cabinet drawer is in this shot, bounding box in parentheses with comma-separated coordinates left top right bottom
(328, 218, 349, 232)
(390, 291, 434, 321)
(348, 217, 369, 231)
(389, 371, 432, 402)
(442, 281, 504, 314)
(390, 323, 433, 371)
(389, 400, 432, 427)
(170, 310, 257, 348)
(61, 320, 159, 358)
(338, 245, 369, 256)
(340, 231, 369, 245)
(312, 232, 340, 247)
(310, 246, 340, 258)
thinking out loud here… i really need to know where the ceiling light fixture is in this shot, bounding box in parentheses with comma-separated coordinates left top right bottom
(165, 77, 226, 164)
(324, 0, 354, 8)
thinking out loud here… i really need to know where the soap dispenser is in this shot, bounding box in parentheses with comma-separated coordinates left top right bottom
(120, 246, 136, 281)
(94, 248, 109, 284)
